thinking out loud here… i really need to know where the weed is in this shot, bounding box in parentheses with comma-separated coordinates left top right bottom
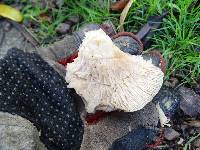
(19, 0, 200, 84)
(22, 2, 69, 43)
(183, 133, 200, 150)
(152, 0, 200, 83)
(21, 0, 119, 43)
(117, 0, 200, 83)
(124, 0, 168, 32)
(64, 0, 118, 24)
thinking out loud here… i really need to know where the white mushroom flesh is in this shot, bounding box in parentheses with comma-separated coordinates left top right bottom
(66, 29, 164, 113)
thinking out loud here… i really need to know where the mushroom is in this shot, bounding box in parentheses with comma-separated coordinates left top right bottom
(65, 29, 164, 113)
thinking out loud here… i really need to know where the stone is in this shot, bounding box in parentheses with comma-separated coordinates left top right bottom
(153, 86, 181, 117)
(68, 15, 81, 24)
(80, 102, 159, 150)
(164, 127, 180, 141)
(109, 127, 158, 150)
(0, 20, 35, 58)
(179, 86, 200, 117)
(56, 23, 71, 34)
(0, 112, 46, 150)
(113, 36, 142, 55)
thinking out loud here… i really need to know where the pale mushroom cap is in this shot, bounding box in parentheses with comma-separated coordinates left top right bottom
(66, 29, 164, 113)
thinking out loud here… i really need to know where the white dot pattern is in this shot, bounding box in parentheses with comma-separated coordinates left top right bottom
(0, 48, 83, 150)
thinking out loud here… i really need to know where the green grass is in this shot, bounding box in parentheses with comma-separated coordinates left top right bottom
(20, 0, 119, 43)
(123, 0, 168, 32)
(117, 0, 200, 84)
(7, 0, 200, 84)
(183, 133, 200, 150)
(65, 0, 119, 25)
(21, 2, 69, 43)
(152, 0, 200, 83)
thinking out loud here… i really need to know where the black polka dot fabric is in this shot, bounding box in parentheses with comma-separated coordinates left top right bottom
(0, 48, 84, 150)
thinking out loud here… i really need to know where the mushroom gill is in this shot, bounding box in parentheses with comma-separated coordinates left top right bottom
(65, 29, 164, 113)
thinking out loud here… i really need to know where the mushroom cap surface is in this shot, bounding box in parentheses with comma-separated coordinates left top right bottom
(66, 29, 164, 113)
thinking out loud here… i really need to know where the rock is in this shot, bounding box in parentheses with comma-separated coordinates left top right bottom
(80, 102, 159, 150)
(164, 127, 180, 141)
(153, 86, 181, 117)
(56, 23, 71, 34)
(0, 20, 35, 58)
(179, 86, 200, 117)
(68, 15, 81, 24)
(0, 112, 46, 150)
(113, 33, 143, 55)
(109, 127, 158, 150)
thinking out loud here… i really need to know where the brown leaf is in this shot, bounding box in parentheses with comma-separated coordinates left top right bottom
(111, 0, 129, 11)
(39, 13, 52, 23)
(119, 0, 134, 31)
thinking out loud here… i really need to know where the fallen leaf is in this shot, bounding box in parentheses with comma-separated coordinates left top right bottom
(111, 0, 129, 11)
(119, 0, 134, 31)
(39, 13, 52, 23)
(0, 4, 23, 22)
